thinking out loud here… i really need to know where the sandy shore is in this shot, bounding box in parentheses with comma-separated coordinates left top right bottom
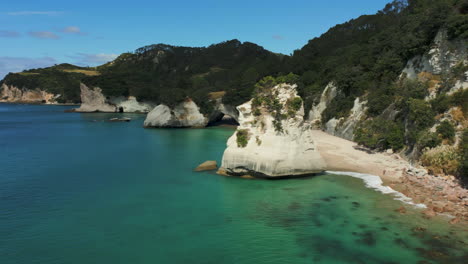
(312, 130, 408, 183)
(312, 130, 468, 224)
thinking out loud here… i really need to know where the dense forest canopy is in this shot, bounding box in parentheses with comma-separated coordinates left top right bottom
(2, 0, 466, 111)
(83, 40, 287, 112)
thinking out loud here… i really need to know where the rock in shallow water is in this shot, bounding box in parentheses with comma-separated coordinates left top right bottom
(219, 83, 326, 178)
(194, 160, 217, 172)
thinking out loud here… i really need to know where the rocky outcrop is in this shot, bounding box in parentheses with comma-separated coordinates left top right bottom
(194, 160, 217, 172)
(402, 30, 467, 78)
(208, 98, 239, 125)
(143, 99, 207, 128)
(0, 83, 59, 104)
(219, 84, 326, 178)
(308, 82, 337, 125)
(75, 83, 154, 113)
(325, 97, 367, 140)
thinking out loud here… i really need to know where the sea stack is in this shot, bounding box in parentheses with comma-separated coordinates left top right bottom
(219, 83, 326, 178)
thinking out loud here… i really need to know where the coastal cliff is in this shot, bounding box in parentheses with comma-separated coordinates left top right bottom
(143, 92, 239, 128)
(219, 83, 326, 178)
(0, 83, 59, 104)
(75, 83, 155, 113)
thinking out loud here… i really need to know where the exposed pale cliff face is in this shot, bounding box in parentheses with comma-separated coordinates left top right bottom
(143, 99, 207, 128)
(220, 84, 326, 178)
(207, 98, 239, 125)
(0, 83, 59, 104)
(325, 97, 367, 140)
(75, 83, 155, 113)
(402, 30, 467, 78)
(308, 82, 337, 125)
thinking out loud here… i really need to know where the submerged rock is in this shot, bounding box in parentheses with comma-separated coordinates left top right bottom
(194, 160, 217, 172)
(219, 83, 326, 178)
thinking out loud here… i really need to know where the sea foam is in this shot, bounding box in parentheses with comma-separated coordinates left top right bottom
(326, 171, 427, 209)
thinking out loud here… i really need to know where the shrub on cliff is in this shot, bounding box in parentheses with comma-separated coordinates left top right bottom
(436, 120, 456, 142)
(236, 129, 249, 148)
(417, 131, 441, 150)
(354, 118, 405, 151)
(421, 145, 460, 175)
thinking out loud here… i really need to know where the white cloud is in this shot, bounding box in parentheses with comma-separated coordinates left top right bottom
(7, 11, 63, 16)
(0, 57, 57, 79)
(28, 31, 60, 39)
(72, 53, 118, 66)
(272, 35, 284, 40)
(0, 30, 20, 38)
(61, 26, 86, 35)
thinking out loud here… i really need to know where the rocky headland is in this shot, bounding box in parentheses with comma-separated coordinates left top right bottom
(0, 83, 60, 104)
(75, 83, 155, 113)
(219, 83, 326, 178)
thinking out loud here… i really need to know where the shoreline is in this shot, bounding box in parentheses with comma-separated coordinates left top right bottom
(0, 101, 79, 106)
(312, 130, 467, 224)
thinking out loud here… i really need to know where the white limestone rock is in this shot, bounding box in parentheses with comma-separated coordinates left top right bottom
(0, 83, 58, 104)
(325, 97, 367, 140)
(75, 83, 116, 112)
(308, 82, 337, 124)
(109, 96, 155, 113)
(143, 99, 207, 128)
(220, 84, 326, 178)
(75, 83, 155, 113)
(402, 30, 467, 78)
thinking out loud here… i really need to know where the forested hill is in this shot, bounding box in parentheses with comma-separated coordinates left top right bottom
(0, 63, 100, 103)
(1, 40, 286, 107)
(289, 0, 467, 118)
(1, 0, 466, 112)
(83, 40, 287, 109)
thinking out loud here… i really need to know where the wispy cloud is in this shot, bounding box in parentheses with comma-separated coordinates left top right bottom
(28, 31, 60, 39)
(0, 56, 57, 79)
(71, 53, 118, 66)
(61, 26, 86, 35)
(272, 35, 284, 40)
(0, 30, 20, 38)
(7, 11, 63, 16)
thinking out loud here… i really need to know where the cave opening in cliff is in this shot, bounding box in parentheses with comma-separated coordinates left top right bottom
(207, 113, 239, 127)
(118, 107, 124, 113)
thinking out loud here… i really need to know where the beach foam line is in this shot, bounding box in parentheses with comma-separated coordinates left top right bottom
(326, 171, 427, 209)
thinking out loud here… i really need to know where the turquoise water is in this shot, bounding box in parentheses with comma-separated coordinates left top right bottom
(0, 104, 467, 264)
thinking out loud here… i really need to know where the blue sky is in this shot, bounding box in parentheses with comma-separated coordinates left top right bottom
(0, 0, 391, 78)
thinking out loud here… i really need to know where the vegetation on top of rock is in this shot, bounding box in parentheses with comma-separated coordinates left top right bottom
(250, 74, 302, 132)
(437, 120, 456, 142)
(0, 63, 96, 103)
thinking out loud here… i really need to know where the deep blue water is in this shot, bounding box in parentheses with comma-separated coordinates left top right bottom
(0, 104, 467, 264)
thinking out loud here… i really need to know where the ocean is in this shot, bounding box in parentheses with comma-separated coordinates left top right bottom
(0, 104, 466, 264)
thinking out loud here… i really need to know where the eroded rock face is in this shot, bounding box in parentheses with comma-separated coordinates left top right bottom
(402, 30, 468, 78)
(75, 83, 154, 113)
(208, 98, 239, 124)
(0, 83, 59, 104)
(308, 82, 337, 124)
(220, 84, 326, 178)
(143, 99, 207, 128)
(325, 97, 367, 140)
